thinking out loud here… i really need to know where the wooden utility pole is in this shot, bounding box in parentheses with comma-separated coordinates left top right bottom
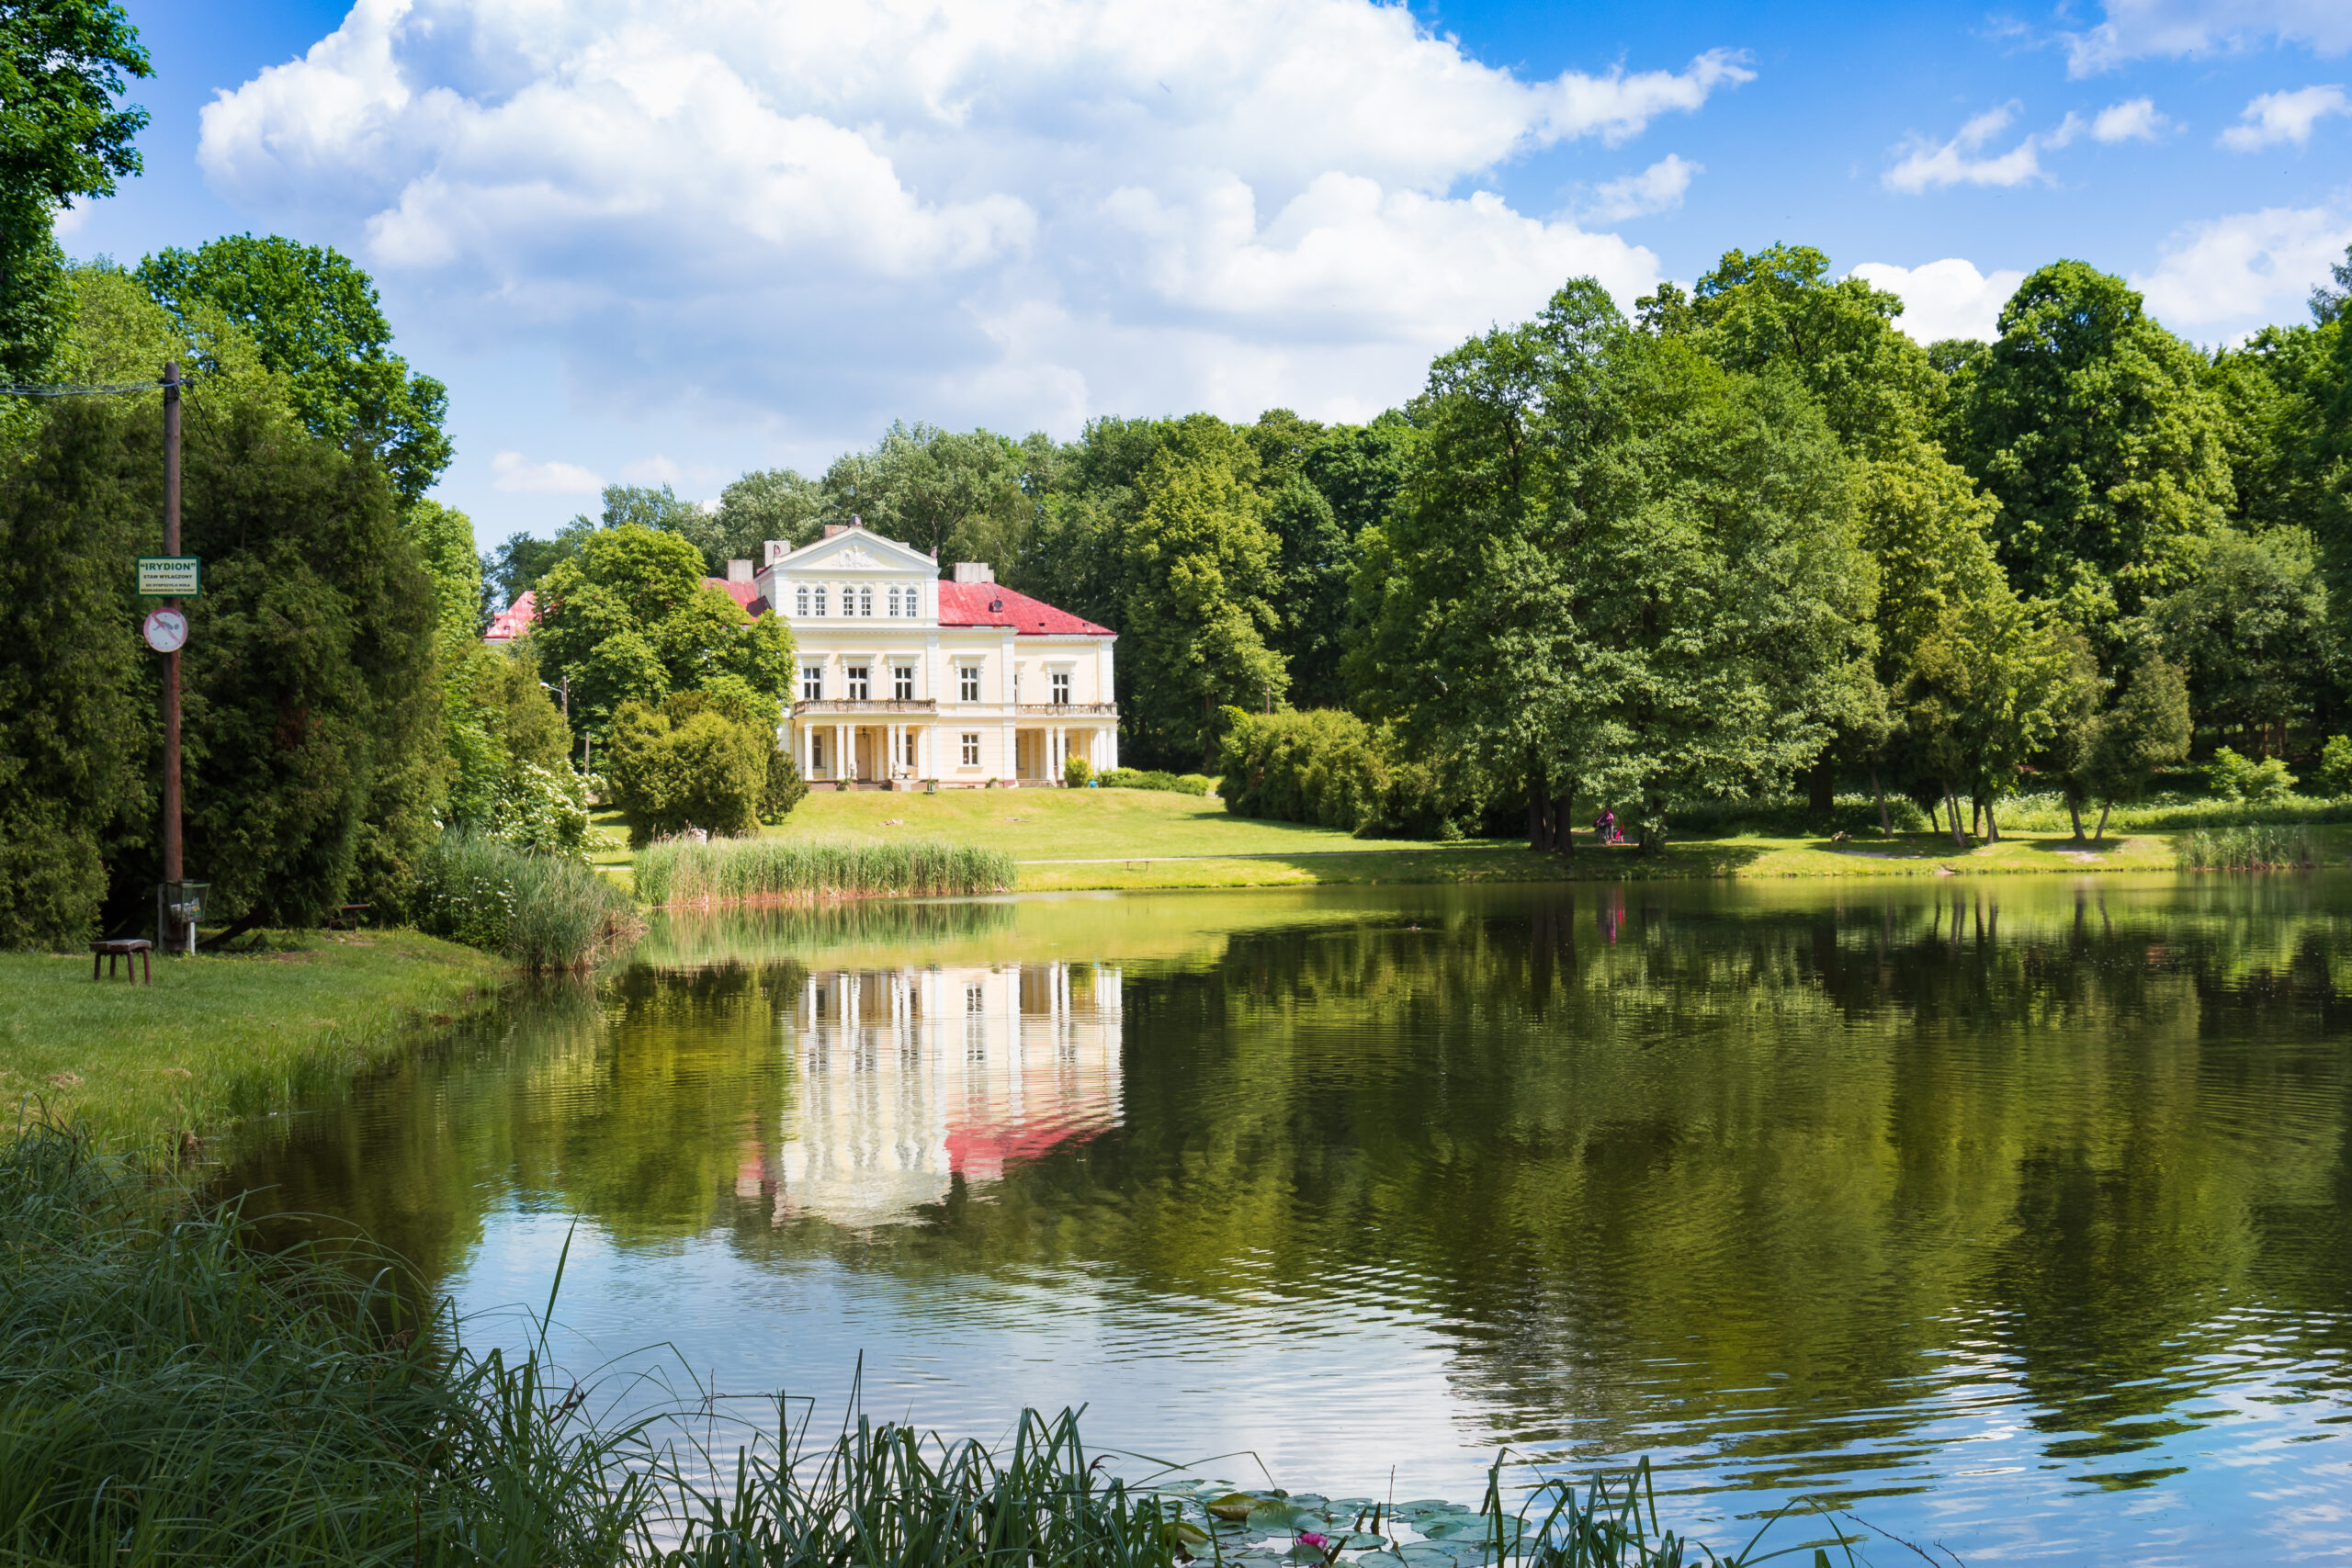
(161, 362, 183, 897)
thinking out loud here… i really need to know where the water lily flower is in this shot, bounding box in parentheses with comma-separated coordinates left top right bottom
(1298, 1532, 1333, 1551)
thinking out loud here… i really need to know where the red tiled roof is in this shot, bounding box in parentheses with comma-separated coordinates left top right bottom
(707, 577, 765, 615)
(936, 581, 1114, 636)
(483, 589, 537, 643)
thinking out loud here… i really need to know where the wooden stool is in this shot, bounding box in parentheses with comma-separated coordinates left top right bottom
(92, 938, 153, 985)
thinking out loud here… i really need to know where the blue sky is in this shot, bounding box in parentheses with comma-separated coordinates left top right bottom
(61, 0, 2352, 548)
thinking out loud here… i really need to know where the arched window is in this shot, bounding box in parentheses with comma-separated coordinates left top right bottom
(795, 585, 809, 616)
(859, 586, 873, 617)
(887, 586, 901, 617)
(813, 585, 827, 616)
(904, 583, 921, 617)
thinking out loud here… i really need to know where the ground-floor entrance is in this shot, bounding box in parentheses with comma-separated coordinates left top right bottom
(793, 718, 1116, 785)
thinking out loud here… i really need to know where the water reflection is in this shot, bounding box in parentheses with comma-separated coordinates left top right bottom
(764, 964, 1122, 1228)
(221, 880, 2352, 1562)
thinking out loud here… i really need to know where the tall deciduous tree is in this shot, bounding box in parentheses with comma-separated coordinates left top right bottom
(137, 235, 452, 502)
(1354, 278, 1873, 851)
(1945, 261, 2234, 622)
(535, 523, 792, 734)
(1121, 414, 1288, 771)
(2147, 529, 2336, 756)
(0, 0, 148, 380)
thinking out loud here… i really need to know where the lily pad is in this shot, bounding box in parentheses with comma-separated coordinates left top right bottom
(1207, 1494, 1261, 1522)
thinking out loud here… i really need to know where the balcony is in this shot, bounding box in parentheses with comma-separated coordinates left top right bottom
(793, 698, 938, 716)
(1016, 703, 1117, 717)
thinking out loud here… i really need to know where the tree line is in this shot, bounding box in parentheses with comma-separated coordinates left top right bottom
(503, 244, 2351, 847)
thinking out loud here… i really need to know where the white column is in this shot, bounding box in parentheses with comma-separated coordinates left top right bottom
(837, 723, 849, 782)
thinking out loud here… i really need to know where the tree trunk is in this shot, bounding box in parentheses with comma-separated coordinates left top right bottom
(1944, 787, 1966, 850)
(1554, 787, 1574, 856)
(2067, 795, 2085, 843)
(2094, 801, 2111, 843)
(1872, 765, 1890, 837)
(1808, 756, 1834, 814)
(1527, 755, 1548, 852)
(1984, 799, 2001, 843)
(1970, 797, 1982, 837)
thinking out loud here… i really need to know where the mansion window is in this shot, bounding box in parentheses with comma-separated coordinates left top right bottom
(903, 730, 918, 768)
(846, 665, 869, 701)
(887, 586, 901, 617)
(958, 665, 980, 703)
(961, 732, 980, 766)
(795, 585, 809, 615)
(893, 665, 914, 700)
(800, 664, 822, 702)
(902, 585, 921, 617)
(1050, 671, 1069, 705)
(857, 585, 873, 617)
(812, 585, 827, 616)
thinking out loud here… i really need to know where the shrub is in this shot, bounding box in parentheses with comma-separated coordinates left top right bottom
(1063, 754, 1093, 789)
(412, 830, 639, 968)
(632, 836, 1016, 906)
(1219, 708, 1387, 829)
(2207, 747, 2296, 803)
(484, 760, 593, 855)
(2316, 735, 2352, 798)
(1098, 768, 1212, 795)
(605, 694, 771, 846)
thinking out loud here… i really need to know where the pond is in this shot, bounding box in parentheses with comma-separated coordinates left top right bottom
(224, 878, 2352, 1563)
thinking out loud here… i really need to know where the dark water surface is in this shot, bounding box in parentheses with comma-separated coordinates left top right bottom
(226, 878, 2352, 1562)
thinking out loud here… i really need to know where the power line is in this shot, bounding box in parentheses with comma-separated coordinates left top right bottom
(0, 378, 190, 396)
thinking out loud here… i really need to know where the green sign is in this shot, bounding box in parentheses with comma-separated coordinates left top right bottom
(137, 557, 201, 596)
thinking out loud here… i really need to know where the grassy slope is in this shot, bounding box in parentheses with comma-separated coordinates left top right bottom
(592, 788, 2296, 892)
(0, 930, 498, 1153)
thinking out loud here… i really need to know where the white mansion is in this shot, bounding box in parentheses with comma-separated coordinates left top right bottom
(752, 522, 1118, 787)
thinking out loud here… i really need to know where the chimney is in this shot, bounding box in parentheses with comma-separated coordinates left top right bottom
(952, 562, 995, 584)
(726, 558, 753, 583)
(763, 540, 788, 567)
(823, 524, 847, 539)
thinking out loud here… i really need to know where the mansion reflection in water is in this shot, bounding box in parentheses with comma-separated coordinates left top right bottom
(740, 964, 1124, 1229)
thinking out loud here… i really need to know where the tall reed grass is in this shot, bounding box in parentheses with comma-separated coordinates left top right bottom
(0, 1120, 1837, 1567)
(634, 836, 1017, 907)
(413, 829, 643, 969)
(2176, 823, 2322, 871)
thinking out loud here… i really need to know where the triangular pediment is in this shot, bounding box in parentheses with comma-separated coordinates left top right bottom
(774, 529, 935, 574)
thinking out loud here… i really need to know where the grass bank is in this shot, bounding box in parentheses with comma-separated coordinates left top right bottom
(0, 1120, 1833, 1568)
(596, 787, 2352, 895)
(635, 836, 1017, 906)
(0, 929, 496, 1153)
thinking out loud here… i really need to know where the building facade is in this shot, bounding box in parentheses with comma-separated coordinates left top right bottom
(755, 523, 1117, 787)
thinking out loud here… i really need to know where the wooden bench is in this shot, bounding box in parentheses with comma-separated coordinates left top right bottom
(91, 938, 153, 985)
(325, 903, 372, 931)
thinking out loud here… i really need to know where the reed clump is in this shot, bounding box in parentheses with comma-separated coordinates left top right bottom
(633, 836, 1017, 907)
(2176, 823, 2321, 871)
(413, 829, 642, 969)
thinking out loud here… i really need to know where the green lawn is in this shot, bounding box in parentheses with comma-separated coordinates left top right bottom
(591, 786, 2234, 892)
(0, 930, 498, 1156)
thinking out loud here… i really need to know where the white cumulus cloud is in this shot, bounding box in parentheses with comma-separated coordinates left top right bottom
(2219, 85, 2349, 150)
(197, 0, 1749, 444)
(2092, 97, 2170, 141)
(492, 451, 605, 495)
(2066, 0, 2352, 74)
(1579, 155, 1701, 222)
(2131, 204, 2352, 328)
(1883, 105, 2063, 193)
(1849, 258, 2028, 343)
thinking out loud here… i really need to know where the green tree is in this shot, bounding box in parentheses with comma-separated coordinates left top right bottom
(1353, 279, 1873, 852)
(137, 235, 451, 502)
(2083, 651, 2191, 839)
(2147, 529, 2335, 757)
(535, 523, 792, 735)
(1899, 595, 2078, 846)
(1120, 415, 1289, 771)
(711, 468, 829, 560)
(604, 692, 771, 845)
(0, 0, 149, 380)
(1945, 261, 2234, 621)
